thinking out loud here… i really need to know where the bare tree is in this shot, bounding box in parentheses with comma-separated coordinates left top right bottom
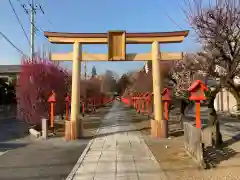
(183, 0, 240, 94)
(116, 74, 131, 95)
(180, 0, 240, 146)
(169, 55, 200, 128)
(100, 70, 118, 93)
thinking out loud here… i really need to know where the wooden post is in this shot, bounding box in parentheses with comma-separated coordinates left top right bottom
(66, 102, 69, 121)
(147, 100, 150, 116)
(133, 97, 135, 108)
(93, 97, 96, 112)
(151, 41, 163, 137)
(134, 96, 137, 109)
(65, 95, 70, 121)
(48, 91, 56, 134)
(137, 96, 141, 113)
(195, 100, 201, 128)
(82, 101, 85, 117)
(162, 88, 171, 138)
(146, 93, 151, 116)
(162, 100, 169, 138)
(142, 97, 145, 113)
(136, 96, 139, 112)
(65, 94, 71, 141)
(70, 42, 82, 139)
(50, 103, 54, 129)
(66, 101, 69, 121)
(164, 101, 169, 120)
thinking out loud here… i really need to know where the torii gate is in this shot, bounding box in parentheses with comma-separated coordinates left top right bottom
(44, 30, 189, 140)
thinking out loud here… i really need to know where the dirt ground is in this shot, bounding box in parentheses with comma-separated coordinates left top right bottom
(142, 131, 240, 180)
(53, 104, 112, 138)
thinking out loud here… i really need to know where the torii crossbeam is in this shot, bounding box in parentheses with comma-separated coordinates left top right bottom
(44, 30, 189, 140)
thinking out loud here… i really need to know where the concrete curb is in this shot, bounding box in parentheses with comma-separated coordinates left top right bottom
(65, 138, 94, 180)
(129, 118, 169, 180)
(138, 128, 169, 180)
(65, 123, 102, 180)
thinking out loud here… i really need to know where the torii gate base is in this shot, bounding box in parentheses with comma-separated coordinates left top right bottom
(45, 30, 189, 140)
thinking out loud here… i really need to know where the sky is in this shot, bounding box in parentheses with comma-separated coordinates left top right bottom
(0, 0, 203, 76)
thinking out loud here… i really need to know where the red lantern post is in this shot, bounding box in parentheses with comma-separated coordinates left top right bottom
(48, 91, 56, 133)
(145, 93, 152, 116)
(162, 88, 171, 120)
(132, 95, 135, 108)
(82, 98, 85, 117)
(136, 93, 140, 113)
(65, 94, 71, 121)
(187, 80, 208, 129)
(141, 93, 146, 113)
(142, 92, 149, 114)
(162, 88, 171, 138)
(93, 97, 96, 112)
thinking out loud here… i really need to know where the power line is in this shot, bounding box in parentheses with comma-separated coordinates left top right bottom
(162, 10, 184, 30)
(17, 0, 45, 59)
(9, 0, 30, 45)
(15, 1, 52, 58)
(16, 0, 52, 43)
(0, 31, 26, 56)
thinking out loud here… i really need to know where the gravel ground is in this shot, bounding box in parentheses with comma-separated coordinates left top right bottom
(142, 132, 240, 180)
(135, 111, 240, 180)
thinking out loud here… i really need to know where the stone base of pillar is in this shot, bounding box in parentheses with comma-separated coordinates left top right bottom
(71, 121, 77, 140)
(76, 118, 83, 139)
(65, 119, 83, 140)
(161, 120, 168, 138)
(65, 120, 71, 140)
(150, 120, 162, 138)
(150, 119, 156, 136)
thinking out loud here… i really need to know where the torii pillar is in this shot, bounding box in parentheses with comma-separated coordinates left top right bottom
(151, 41, 164, 138)
(70, 42, 82, 139)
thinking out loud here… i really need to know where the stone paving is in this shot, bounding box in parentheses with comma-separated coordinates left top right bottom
(68, 101, 167, 180)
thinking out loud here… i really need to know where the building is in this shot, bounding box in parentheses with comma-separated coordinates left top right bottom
(0, 65, 20, 82)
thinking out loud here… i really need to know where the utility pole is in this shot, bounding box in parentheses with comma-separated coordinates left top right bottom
(30, 0, 35, 60)
(84, 61, 87, 80)
(21, 0, 44, 60)
(144, 61, 149, 74)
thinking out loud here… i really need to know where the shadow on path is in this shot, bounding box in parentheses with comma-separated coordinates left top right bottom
(202, 133, 240, 168)
(0, 142, 28, 153)
(94, 127, 150, 138)
(0, 118, 29, 143)
(0, 138, 89, 180)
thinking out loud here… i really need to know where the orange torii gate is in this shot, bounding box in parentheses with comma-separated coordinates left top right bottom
(44, 30, 189, 140)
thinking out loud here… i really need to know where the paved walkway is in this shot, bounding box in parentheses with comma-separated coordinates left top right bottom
(67, 101, 167, 180)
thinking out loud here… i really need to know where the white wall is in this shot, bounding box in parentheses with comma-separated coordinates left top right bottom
(214, 88, 238, 114)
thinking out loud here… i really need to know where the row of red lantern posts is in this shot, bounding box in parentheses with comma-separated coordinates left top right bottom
(121, 80, 208, 137)
(126, 90, 171, 119)
(47, 91, 113, 135)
